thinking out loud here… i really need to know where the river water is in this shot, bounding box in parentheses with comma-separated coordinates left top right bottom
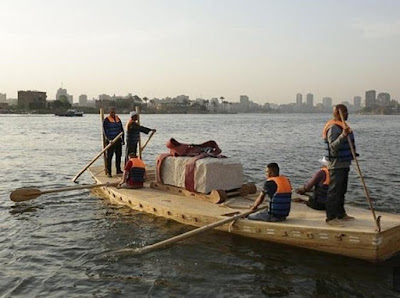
(1, 113, 399, 297)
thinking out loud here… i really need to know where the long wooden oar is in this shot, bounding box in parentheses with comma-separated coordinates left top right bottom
(10, 182, 119, 202)
(112, 206, 268, 256)
(71, 132, 123, 183)
(141, 130, 156, 152)
(136, 106, 143, 159)
(100, 108, 108, 175)
(339, 109, 381, 232)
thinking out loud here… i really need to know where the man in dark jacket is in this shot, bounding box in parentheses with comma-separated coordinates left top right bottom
(125, 111, 156, 163)
(103, 107, 124, 177)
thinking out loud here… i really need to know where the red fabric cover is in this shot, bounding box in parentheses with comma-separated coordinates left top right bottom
(166, 138, 222, 157)
(156, 153, 172, 183)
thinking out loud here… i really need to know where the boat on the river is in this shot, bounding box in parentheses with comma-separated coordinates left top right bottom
(88, 164, 400, 262)
(55, 109, 84, 117)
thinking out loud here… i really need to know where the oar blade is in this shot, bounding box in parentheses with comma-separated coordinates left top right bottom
(10, 188, 42, 202)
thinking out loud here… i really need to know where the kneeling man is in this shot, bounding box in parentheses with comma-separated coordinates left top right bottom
(248, 163, 292, 222)
(118, 153, 146, 189)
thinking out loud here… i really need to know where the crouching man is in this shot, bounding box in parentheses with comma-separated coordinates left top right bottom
(118, 153, 146, 189)
(248, 162, 292, 222)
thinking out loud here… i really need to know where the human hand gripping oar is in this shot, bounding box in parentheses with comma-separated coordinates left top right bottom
(338, 109, 381, 232)
(10, 182, 119, 202)
(110, 205, 268, 256)
(71, 132, 123, 183)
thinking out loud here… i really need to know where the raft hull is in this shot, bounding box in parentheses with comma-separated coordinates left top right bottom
(89, 165, 400, 261)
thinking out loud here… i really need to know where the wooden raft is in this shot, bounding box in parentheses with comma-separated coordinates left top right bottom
(88, 165, 400, 261)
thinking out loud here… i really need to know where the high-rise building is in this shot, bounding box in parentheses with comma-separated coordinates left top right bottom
(365, 90, 376, 107)
(240, 95, 249, 104)
(56, 87, 73, 104)
(296, 93, 302, 106)
(306, 93, 314, 107)
(56, 88, 67, 100)
(353, 96, 361, 109)
(240, 95, 249, 112)
(322, 97, 332, 110)
(79, 94, 88, 106)
(18, 90, 47, 109)
(377, 92, 390, 106)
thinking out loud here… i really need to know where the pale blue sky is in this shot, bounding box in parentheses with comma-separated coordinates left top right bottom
(1, 0, 399, 104)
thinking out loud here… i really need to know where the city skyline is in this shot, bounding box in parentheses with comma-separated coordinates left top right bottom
(1, 0, 400, 104)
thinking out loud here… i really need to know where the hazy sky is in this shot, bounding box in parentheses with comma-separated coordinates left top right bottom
(1, 0, 399, 104)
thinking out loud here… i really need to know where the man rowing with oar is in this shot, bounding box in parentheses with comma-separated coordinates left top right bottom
(322, 104, 358, 226)
(125, 111, 156, 163)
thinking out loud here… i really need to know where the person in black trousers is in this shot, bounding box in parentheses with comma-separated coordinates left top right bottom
(103, 107, 124, 177)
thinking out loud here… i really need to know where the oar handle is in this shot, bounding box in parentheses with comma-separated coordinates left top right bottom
(136, 106, 142, 159)
(115, 205, 268, 256)
(40, 182, 119, 195)
(71, 132, 123, 182)
(141, 130, 156, 152)
(338, 109, 380, 232)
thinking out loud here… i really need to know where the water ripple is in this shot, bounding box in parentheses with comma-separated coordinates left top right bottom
(1, 113, 400, 296)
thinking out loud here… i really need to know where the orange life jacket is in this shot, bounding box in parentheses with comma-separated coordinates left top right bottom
(127, 157, 146, 187)
(321, 166, 330, 185)
(322, 119, 356, 162)
(267, 176, 292, 218)
(107, 115, 121, 123)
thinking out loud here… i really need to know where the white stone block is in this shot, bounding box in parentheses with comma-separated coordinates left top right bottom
(159, 156, 244, 194)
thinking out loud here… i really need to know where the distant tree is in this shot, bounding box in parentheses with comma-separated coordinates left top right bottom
(52, 96, 71, 110)
(182, 98, 191, 106)
(133, 95, 142, 103)
(212, 101, 218, 113)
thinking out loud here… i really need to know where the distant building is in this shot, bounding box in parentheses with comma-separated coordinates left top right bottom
(79, 94, 88, 106)
(240, 95, 249, 112)
(322, 97, 332, 111)
(296, 93, 302, 106)
(240, 95, 249, 104)
(353, 96, 361, 109)
(365, 90, 376, 107)
(56, 88, 67, 100)
(377, 92, 390, 106)
(7, 98, 18, 106)
(175, 94, 190, 103)
(56, 87, 73, 104)
(18, 90, 47, 109)
(99, 94, 112, 101)
(306, 93, 314, 107)
(279, 103, 295, 113)
(0, 92, 6, 102)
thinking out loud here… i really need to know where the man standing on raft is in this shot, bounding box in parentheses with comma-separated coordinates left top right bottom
(125, 111, 156, 163)
(322, 104, 357, 226)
